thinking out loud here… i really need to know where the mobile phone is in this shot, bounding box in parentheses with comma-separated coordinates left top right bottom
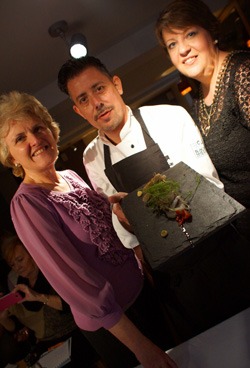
(0, 291, 24, 311)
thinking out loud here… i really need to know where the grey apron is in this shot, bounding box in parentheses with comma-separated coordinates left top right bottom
(104, 109, 170, 192)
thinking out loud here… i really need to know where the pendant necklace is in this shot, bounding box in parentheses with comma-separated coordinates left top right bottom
(199, 51, 234, 136)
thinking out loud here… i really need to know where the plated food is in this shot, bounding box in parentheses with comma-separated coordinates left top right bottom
(122, 162, 245, 270)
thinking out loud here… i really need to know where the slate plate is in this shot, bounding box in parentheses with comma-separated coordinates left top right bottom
(121, 162, 246, 270)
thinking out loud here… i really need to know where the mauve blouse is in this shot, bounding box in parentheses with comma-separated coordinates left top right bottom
(10, 170, 143, 331)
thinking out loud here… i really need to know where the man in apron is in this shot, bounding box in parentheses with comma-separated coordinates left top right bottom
(57, 56, 249, 344)
(57, 56, 222, 249)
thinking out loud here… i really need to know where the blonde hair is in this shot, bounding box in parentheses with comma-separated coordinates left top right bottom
(1, 234, 24, 265)
(0, 91, 60, 178)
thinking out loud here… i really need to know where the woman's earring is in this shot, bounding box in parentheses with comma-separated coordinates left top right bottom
(15, 163, 21, 167)
(214, 39, 218, 45)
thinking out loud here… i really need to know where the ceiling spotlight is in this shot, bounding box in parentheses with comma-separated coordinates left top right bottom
(70, 33, 88, 59)
(48, 20, 88, 59)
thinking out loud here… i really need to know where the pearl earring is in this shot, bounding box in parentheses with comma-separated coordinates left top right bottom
(214, 39, 218, 45)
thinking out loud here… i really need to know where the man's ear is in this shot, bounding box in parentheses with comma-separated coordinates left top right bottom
(73, 105, 86, 120)
(112, 75, 123, 96)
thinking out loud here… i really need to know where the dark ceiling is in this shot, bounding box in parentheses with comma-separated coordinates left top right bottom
(0, 0, 231, 148)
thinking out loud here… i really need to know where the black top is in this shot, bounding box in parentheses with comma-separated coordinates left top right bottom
(193, 50, 250, 208)
(192, 50, 250, 240)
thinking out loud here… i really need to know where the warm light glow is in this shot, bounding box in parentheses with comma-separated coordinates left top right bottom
(180, 86, 192, 96)
(247, 39, 250, 48)
(181, 86, 192, 96)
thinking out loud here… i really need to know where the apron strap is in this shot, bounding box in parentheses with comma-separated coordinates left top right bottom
(104, 141, 112, 168)
(133, 109, 155, 147)
(103, 109, 170, 192)
(104, 109, 156, 166)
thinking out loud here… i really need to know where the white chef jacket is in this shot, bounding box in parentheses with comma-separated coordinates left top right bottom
(83, 104, 223, 249)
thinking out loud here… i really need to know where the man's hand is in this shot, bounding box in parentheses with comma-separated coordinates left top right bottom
(108, 192, 133, 232)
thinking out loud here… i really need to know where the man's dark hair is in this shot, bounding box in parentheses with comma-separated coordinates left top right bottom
(57, 56, 112, 95)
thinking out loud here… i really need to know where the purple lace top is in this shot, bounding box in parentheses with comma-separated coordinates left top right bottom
(11, 170, 143, 331)
(48, 172, 129, 265)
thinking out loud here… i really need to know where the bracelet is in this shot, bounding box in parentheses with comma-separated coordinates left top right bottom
(42, 294, 49, 305)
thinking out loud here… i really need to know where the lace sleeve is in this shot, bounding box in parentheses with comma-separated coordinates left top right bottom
(234, 58, 250, 129)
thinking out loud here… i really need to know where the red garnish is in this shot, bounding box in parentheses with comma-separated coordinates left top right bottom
(175, 209, 192, 225)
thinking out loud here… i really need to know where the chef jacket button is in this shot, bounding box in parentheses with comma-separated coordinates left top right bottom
(131, 144, 134, 148)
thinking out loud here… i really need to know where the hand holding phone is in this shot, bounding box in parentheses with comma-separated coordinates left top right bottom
(0, 291, 24, 311)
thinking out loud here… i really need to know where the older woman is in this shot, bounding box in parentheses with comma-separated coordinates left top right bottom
(0, 91, 177, 368)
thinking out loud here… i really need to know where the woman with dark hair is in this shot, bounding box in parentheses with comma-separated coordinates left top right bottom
(154, 0, 250, 340)
(155, 0, 250, 241)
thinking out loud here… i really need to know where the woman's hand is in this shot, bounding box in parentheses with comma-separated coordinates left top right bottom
(13, 284, 39, 303)
(109, 314, 178, 368)
(135, 340, 178, 368)
(0, 308, 9, 323)
(0, 308, 15, 331)
(13, 284, 63, 310)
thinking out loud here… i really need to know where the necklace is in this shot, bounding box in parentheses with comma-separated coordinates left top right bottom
(199, 51, 234, 136)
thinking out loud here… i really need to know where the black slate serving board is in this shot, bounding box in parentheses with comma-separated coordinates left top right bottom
(121, 162, 246, 270)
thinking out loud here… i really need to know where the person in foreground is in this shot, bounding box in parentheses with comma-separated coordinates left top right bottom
(0, 235, 100, 367)
(0, 91, 177, 368)
(155, 0, 250, 242)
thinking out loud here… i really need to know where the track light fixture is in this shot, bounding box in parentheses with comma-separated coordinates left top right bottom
(48, 20, 88, 59)
(70, 33, 87, 58)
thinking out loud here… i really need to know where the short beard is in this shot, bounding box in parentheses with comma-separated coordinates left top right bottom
(102, 118, 122, 132)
